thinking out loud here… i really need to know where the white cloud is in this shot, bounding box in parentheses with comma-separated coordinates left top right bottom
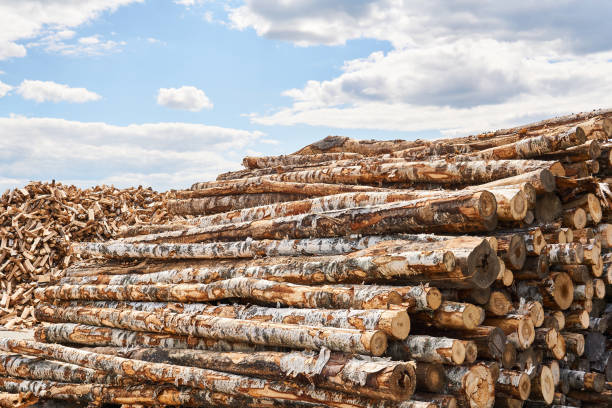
(157, 86, 213, 111)
(78, 36, 100, 45)
(0, 0, 141, 60)
(228, 1, 612, 135)
(0, 115, 264, 191)
(17, 80, 101, 103)
(0, 81, 13, 98)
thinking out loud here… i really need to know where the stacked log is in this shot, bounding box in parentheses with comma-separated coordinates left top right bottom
(2, 109, 612, 407)
(0, 182, 180, 330)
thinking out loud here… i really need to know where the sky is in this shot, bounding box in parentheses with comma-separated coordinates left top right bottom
(1, 1, 611, 192)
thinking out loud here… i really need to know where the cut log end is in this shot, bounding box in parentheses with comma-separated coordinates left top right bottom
(462, 341, 477, 364)
(518, 317, 535, 349)
(501, 342, 517, 369)
(443, 251, 456, 273)
(552, 272, 574, 310)
(479, 191, 498, 219)
(535, 365, 555, 405)
(368, 330, 388, 356)
(464, 364, 495, 408)
(463, 304, 485, 330)
(517, 372, 532, 400)
(427, 289, 443, 311)
(452, 341, 467, 365)
(383, 310, 411, 340)
(603, 117, 612, 137)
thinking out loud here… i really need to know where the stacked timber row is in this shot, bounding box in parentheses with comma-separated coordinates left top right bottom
(3, 109, 612, 407)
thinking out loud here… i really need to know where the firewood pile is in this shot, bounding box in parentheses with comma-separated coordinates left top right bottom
(0, 182, 177, 330)
(1, 109, 612, 407)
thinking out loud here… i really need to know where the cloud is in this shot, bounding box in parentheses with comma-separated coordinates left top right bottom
(0, 115, 264, 191)
(157, 86, 213, 111)
(229, 1, 612, 135)
(28, 32, 127, 56)
(0, 81, 12, 98)
(0, 0, 141, 60)
(17, 80, 101, 103)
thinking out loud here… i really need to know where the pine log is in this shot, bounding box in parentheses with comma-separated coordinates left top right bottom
(535, 193, 563, 223)
(529, 365, 555, 405)
(561, 332, 585, 356)
(388, 335, 466, 365)
(443, 364, 495, 408)
(483, 315, 535, 350)
(119, 194, 499, 244)
(496, 370, 531, 400)
(561, 369, 605, 392)
(34, 305, 388, 356)
(0, 340, 390, 408)
(514, 272, 574, 310)
(544, 139, 602, 162)
(93, 347, 417, 402)
(36, 277, 406, 310)
(167, 193, 307, 215)
(413, 302, 484, 331)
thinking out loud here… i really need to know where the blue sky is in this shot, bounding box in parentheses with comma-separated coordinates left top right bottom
(1, 1, 612, 191)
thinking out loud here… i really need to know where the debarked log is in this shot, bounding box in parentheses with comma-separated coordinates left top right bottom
(34, 305, 388, 356)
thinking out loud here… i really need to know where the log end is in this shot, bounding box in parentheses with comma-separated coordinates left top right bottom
(478, 191, 498, 220)
(391, 363, 417, 400)
(534, 365, 555, 405)
(464, 364, 495, 408)
(539, 169, 556, 193)
(502, 342, 517, 369)
(463, 340, 478, 364)
(593, 278, 606, 299)
(463, 304, 485, 330)
(443, 251, 456, 273)
(510, 191, 528, 221)
(552, 272, 574, 310)
(517, 372, 532, 400)
(603, 117, 612, 137)
(528, 301, 545, 328)
(469, 240, 500, 289)
(426, 288, 442, 311)
(452, 340, 467, 365)
(368, 330, 388, 356)
(517, 317, 535, 349)
(385, 309, 411, 340)
(506, 235, 527, 270)
(587, 194, 603, 223)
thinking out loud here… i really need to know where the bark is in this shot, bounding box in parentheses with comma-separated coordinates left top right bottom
(529, 365, 555, 405)
(573, 282, 594, 300)
(0, 392, 37, 408)
(443, 364, 495, 408)
(412, 302, 484, 331)
(440, 287, 491, 305)
(470, 126, 585, 160)
(546, 243, 584, 265)
(0, 377, 329, 408)
(292, 135, 424, 156)
(242, 152, 364, 170)
(496, 370, 531, 400)
(560, 369, 605, 392)
(92, 347, 417, 402)
(58, 302, 411, 339)
(167, 193, 308, 216)
(483, 315, 535, 350)
(35, 323, 263, 351)
(414, 363, 446, 393)
(476, 169, 555, 194)
(118, 194, 499, 244)
(0, 340, 392, 408)
(187, 178, 392, 196)
(566, 389, 612, 405)
(554, 264, 590, 283)
(34, 305, 388, 356)
(412, 393, 457, 408)
(36, 277, 406, 310)
(387, 335, 466, 365)
(130, 190, 500, 236)
(533, 328, 565, 360)
(561, 332, 585, 357)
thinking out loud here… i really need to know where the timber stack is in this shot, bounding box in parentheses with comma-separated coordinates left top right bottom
(2, 108, 612, 407)
(0, 182, 178, 330)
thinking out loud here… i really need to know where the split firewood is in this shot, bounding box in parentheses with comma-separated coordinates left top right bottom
(34, 305, 388, 356)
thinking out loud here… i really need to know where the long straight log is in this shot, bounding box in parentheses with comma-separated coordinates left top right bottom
(36, 277, 405, 310)
(167, 193, 308, 215)
(387, 335, 467, 365)
(34, 305, 388, 356)
(243, 152, 365, 169)
(90, 347, 416, 402)
(50, 302, 412, 340)
(0, 340, 392, 408)
(118, 193, 499, 244)
(35, 323, 262, 351)
(476, 169, 556, 194)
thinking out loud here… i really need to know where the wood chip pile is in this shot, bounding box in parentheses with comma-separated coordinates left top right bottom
(0, 182, 178, 330)
(1, 109, 612, 407)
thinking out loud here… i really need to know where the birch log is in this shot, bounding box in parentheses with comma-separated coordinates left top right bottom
(444, 364, 495, 408)
(0, 392, 37, 408)
(167, 193, 307, 215)
(91, 347, 417, 401)
(0, 340, 392, 408)
(496, 370, 531, 400)
(560, 369, 605, 392)
(242, 152, 364, 169)
(34, 305, 388, 356)
(413, 302, 484, 331)
(483, 315, 535, 350)
(476, 169, 556, 194)
(118, 193, 499, 244)
(387, 335, 466, 365)
(36, 277, 406, 310)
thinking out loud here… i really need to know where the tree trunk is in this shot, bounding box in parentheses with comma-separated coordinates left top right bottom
(387, 335, 467, 365)
(36, 277, 406, 310)
(0, 340, 391, 408)
(561, 332, 585, 356)
(546, 243, 584, 265)
(476, 169, 555, 194)
(34, 305, 388, 356)
(483, 315, 535, 350)
(167, 193, 308, 216)
(242, 152, 364, 169)
(560, 369, 605, 392)
(413, 302, 484, 331)
(535, 193, 563, 223)
(92, 347, 417, 402)
(118, 193, 499, 244)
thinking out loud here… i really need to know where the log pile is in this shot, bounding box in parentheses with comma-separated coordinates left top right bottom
(3, 109, 612, 407)
(0, 182, 180, 329)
